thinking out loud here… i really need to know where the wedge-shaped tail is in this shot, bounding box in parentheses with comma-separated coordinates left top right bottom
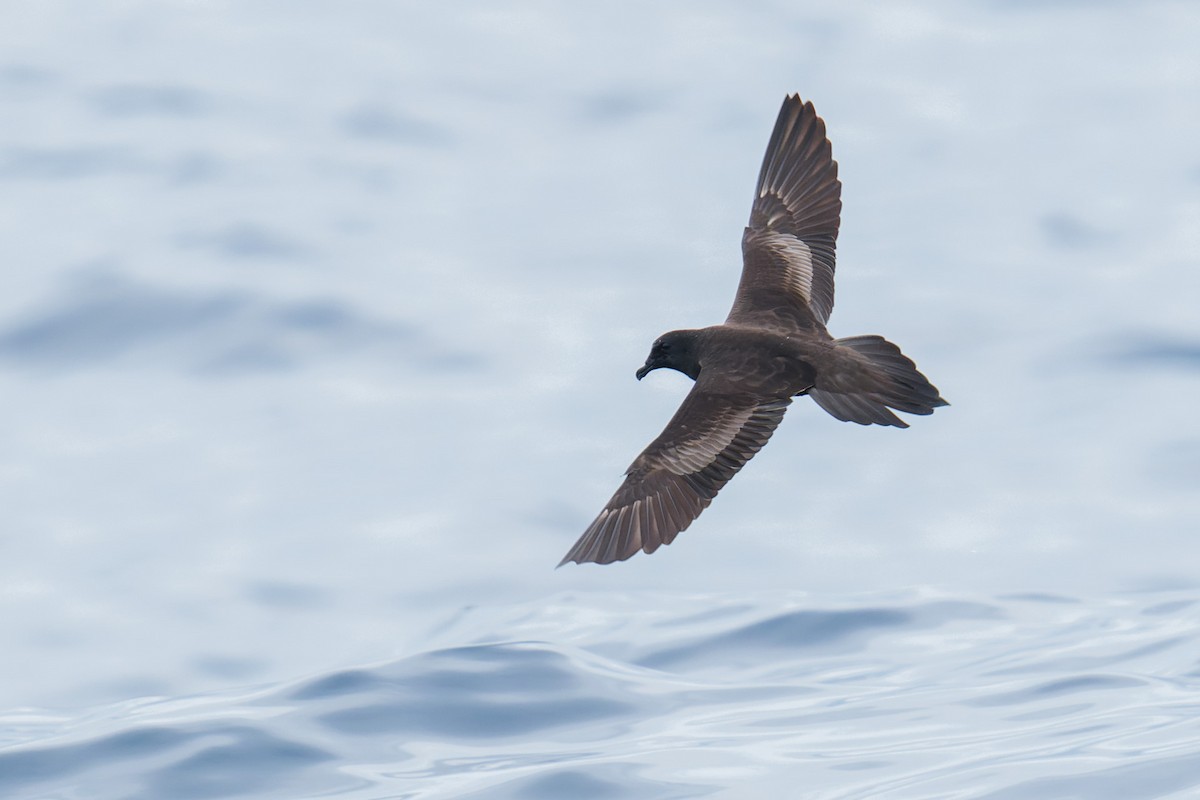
(809, 335, 947, 428)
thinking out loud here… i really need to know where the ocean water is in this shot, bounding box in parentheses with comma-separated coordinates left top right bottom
(5, 592, 1200, 798)
(2, 1, 1199, 797)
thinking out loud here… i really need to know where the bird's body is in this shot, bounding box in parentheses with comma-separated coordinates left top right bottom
(560, 95, 947, 567)
(649, 325, 820, 397)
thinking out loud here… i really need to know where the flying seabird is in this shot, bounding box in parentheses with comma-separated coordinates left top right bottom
(559, 94, 947, 567)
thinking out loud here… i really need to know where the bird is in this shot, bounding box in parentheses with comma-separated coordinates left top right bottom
(559, 94, 947, 567)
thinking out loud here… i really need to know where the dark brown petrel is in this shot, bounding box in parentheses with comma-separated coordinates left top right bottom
(559, 94, 947, 567)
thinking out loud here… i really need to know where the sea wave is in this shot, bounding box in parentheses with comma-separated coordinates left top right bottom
(3, 590, 1199, 799)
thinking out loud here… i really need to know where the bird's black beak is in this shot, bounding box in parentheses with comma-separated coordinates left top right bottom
(636, 362, 654, 381)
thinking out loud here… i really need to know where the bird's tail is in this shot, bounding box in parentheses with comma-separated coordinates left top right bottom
(809, 335, 947, 428)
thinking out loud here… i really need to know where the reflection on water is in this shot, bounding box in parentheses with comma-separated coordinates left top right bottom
(3, 591, 1199, 799)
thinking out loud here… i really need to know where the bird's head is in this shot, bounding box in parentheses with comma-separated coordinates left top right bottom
(636, 329, 702, 382)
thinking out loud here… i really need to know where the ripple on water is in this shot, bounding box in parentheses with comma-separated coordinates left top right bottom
(0, 723, 335, 799)
(298, 644, 639, 740)
(1, 592, 1199, 799)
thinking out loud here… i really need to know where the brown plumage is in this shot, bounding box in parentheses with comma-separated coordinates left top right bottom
(559, 95, 947, 567)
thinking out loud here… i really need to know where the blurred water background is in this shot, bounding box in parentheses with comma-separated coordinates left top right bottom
(1, 1, 1198, 797)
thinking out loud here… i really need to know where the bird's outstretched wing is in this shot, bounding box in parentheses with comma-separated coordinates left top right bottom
(728, 95, 842, 332)
(559, 382, 791, 566)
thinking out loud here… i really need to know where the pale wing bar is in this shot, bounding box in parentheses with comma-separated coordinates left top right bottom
(559, 393, 791, 566)
(729, 95, 842, 329)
